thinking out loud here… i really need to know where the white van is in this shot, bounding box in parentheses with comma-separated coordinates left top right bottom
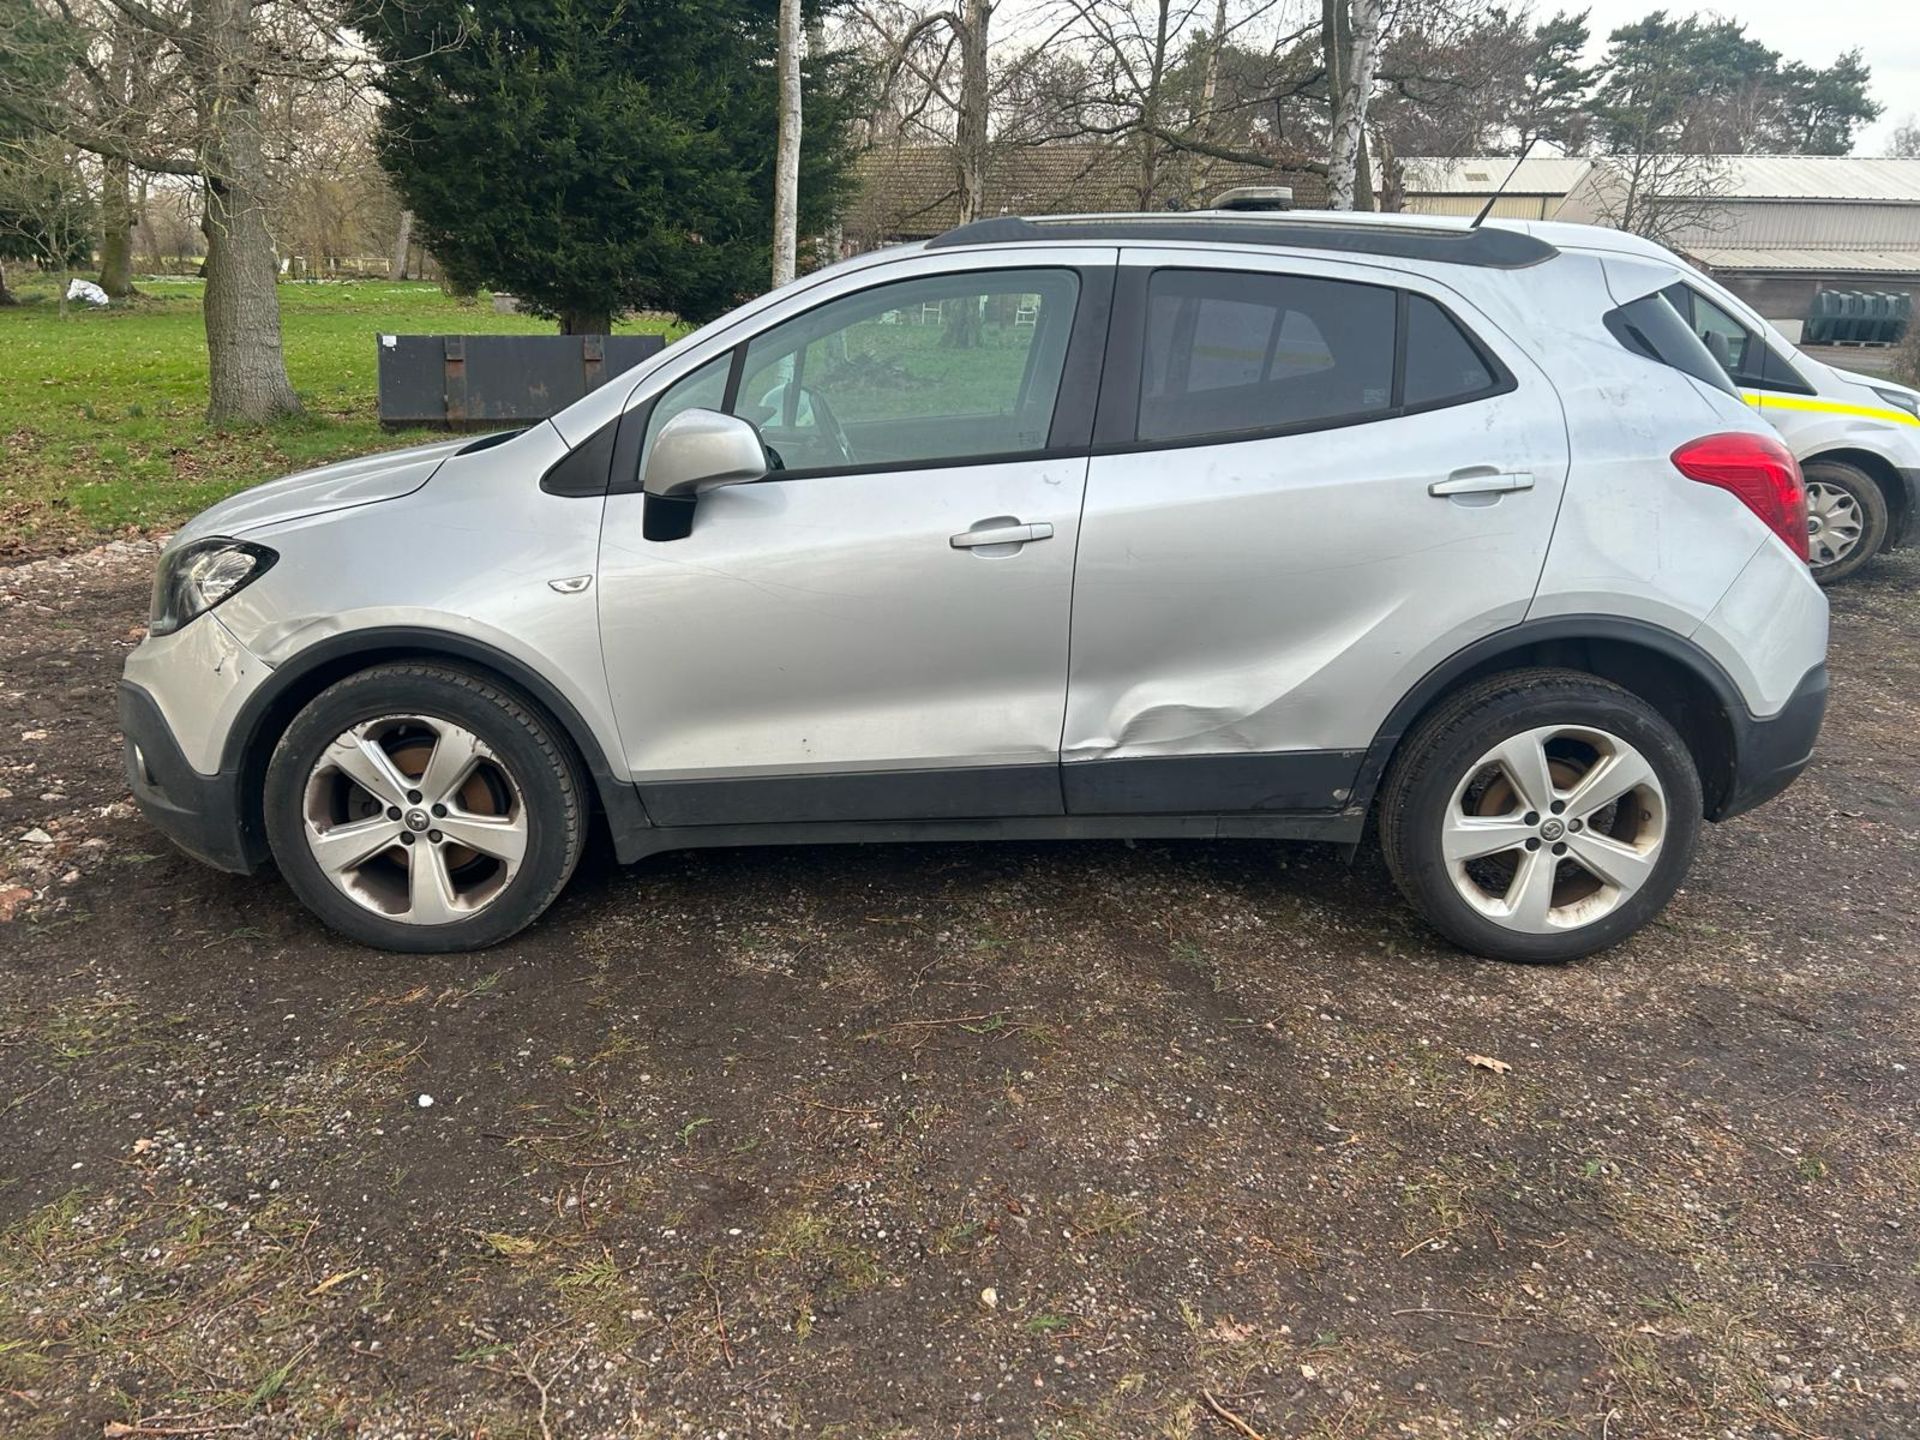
(1506, 221, 1920, 584)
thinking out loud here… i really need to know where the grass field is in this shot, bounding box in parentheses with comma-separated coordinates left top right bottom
(0, 274, 675, 559)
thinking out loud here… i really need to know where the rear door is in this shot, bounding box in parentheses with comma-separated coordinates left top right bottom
(1061, 248, 1571, 814)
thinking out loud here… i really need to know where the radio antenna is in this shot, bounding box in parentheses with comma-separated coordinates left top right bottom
(1471, 136, 1541, 228)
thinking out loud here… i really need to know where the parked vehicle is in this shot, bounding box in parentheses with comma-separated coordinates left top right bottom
(121, 212, 1828, 962)
(1500, 222, 1920, 585)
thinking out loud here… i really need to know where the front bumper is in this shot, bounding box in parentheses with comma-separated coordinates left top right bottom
(1715, 662, 1828, 821)
(119, 680, 266, 874)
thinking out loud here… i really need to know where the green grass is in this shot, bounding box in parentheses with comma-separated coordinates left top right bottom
(0, 274, 676, 556)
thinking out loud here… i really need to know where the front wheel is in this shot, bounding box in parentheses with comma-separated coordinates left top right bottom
(263, 663, 588, 953)
(1378, 670, 1703, 963)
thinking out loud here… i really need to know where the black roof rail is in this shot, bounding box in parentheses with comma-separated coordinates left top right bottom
(923, 213, 1557, 269)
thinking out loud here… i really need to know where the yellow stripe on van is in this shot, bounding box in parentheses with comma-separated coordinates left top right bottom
(1738, 390, 1920, 428)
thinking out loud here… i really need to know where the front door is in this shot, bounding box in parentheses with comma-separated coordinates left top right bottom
(1062, 252, 1572, 814)
(596, 258, 1113, 826)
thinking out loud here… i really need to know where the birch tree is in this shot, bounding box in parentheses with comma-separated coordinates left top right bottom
(772, 0, 802, 285)
(1324, 0, 1380, 209)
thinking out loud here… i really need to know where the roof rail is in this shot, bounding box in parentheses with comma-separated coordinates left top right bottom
(923, 213, 1557, 269)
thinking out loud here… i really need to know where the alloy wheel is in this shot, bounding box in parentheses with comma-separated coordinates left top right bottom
(1441, 724, 1668, 934)
(301, 714, 528, 924)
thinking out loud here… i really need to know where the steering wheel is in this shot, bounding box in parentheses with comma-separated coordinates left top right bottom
(803, 386, 856, 467)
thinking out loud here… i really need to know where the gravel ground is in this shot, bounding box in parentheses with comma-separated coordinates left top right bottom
(1, 540, 1916, 1440)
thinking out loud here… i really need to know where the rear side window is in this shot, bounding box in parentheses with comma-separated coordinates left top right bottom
(1140, 271, 1395, 442)
(1404, 295, 1496, 408)
(1606, 293, 1738, 397)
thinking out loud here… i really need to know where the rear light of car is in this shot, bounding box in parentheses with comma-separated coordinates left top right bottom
(1670, 432, 1808, 562)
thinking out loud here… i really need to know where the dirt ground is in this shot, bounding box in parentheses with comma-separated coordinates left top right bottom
(1, 540, 1916, 1440)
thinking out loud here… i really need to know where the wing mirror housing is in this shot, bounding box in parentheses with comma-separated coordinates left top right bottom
(641, 408, 769, 541)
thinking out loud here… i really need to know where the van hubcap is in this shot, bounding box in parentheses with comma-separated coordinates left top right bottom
(1804, 481, 1863, 568)
(1442, 725, 1667, 935)
(301, 715, 527, 925)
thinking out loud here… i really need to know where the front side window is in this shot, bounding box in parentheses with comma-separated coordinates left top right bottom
(639, 352, 731, 473)
(737, 269, 1080, 472)
(1664, 282, 1754, 378)
(1140, 270, 1395, 442)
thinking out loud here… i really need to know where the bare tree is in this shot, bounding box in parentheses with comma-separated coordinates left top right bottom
(847, 0, 999, 224)
(0, 0, 369, 421)
(1577, 152, 1730, 249)
(1891, 116, 1919, 159)
(0, 131, 94, 315)
(772, 0, 802, 285)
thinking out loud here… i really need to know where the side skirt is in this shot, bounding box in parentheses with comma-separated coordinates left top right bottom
(615, 809, 1364, 863)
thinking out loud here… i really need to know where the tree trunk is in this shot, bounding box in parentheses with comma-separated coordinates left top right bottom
(1325, 0, 1381, 210)
(96, 21, 138, 298)
(0, 265, 14, 307)
(388, 209, 413, 281)
(195, 0, 301, 425)
(955, 0, 991, 224)
(771, 0, 802, 287)
(1190, 0, 1228, 205)
(98, 156, 137, 298)
(1135, 0, 1171, 208)
(560, 308, 613, 335)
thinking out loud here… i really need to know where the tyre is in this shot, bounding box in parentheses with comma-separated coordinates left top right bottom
(1378, 669, 1703, 964)
(1802, 458, 1888, 585)
(263, 662, 588, 953)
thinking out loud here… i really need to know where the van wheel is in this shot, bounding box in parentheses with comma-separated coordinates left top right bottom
(264, 663, 587, 953)
(1378, 670, 1702, 964)
(1803, 459, 1888, 585)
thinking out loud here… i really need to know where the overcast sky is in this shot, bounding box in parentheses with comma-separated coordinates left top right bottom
(1572, 0, 1916, 153)
(991, 0, 1917, 156)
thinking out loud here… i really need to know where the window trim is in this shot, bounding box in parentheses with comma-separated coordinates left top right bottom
(600, 264, 1114, 494)
(1090, 264, 1517, 456)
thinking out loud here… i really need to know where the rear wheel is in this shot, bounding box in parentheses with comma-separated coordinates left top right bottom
(1379, 670, 1702, 963)
(1802, 458, 1888, 585)
(264, 663, 587, 952)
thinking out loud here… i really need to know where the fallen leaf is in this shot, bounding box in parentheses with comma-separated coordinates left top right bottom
(0, 885, 31, 922)
(1466, 1054, 1513, 1075)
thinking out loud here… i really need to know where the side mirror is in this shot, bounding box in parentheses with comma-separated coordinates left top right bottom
(1702, 329, 1734, 372)
(641, 408, 769, 541)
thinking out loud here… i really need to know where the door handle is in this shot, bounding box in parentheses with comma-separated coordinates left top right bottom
(1429, 469, 1535, 497)
(950, 520, 1054, 549)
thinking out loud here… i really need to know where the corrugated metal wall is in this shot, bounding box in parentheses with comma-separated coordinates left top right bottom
(1399, 195, 1561, 220)
(1667, 201, 1920, 250)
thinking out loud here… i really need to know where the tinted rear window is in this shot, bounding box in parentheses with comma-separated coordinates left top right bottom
(1605, 293, 1738, 397)
(1404, 296, 1496, 408)
(1140, 270, 1396, 441)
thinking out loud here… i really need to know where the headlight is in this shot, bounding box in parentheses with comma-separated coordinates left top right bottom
(1872, 385, 1919, 419)
(149, 538, 276, 636)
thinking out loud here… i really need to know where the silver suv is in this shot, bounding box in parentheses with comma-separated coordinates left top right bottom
(121, 213, 1829, 962)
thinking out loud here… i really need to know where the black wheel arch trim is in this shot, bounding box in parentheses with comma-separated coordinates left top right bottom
(1347, 613, 1786, 825)
(223, 627, 653, 857)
